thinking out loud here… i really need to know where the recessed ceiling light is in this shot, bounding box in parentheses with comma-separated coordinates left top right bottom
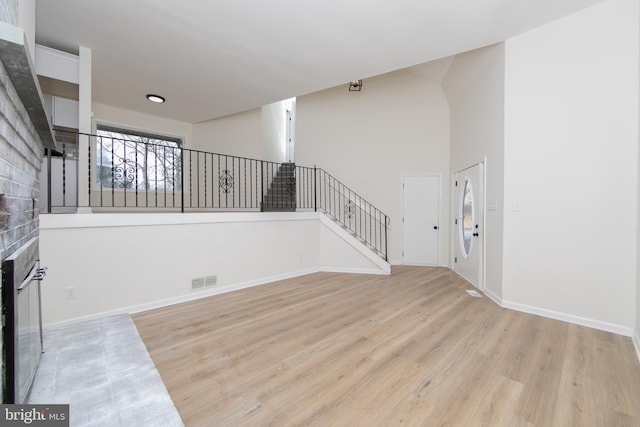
(146, 94, 165, 103)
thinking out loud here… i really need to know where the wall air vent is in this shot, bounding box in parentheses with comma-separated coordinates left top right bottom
(191, 278, 204, 289)
(204, 275, 217, 287)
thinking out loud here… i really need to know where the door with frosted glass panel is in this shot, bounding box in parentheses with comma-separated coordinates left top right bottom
(453, 164, 483, 287)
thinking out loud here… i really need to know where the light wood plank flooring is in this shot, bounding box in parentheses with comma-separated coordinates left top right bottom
(133, 266, 640, 426)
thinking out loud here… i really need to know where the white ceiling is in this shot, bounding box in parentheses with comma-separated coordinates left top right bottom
(35, 0, 603, 124)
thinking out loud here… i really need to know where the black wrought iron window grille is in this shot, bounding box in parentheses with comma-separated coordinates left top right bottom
(96, 125, 183, 191)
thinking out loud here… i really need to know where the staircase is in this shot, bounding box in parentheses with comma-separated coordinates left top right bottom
(47, 128, 389, 260)
(261, 162, 296, 212)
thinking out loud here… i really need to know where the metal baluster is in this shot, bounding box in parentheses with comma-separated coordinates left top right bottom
(144, 143, 149, 207)
(309, 168, 312, 209)
(98, 137, 103, 207)
(224, 156, 228, 208)
(323, 171, 327, 214)
(60, 142, 66, 208)
(313, 167, 317, 212)
(344, 185, 348, 227)
(163, 145, 167, 208)
(359, 195, 362, 240)
(233, 157, 236, 208)
(194, 151, 199, 208)
(367, 205, 371, 248)
(180, 147, 184, 213)
(329, 173, 332, 217)
(385, 216, 389, 261)
(339, 180, 342, 223)
(46, 148, 52, 213)
(87, 134, 91, 210)
(171, 147, 175, 208)
(328, 175, 332, 218)
(305, 167, 309, 209)
(336, 177, 339, 220)
(110, 137, 115, 207)
(336, 178, 340, 220)
(135, 141, 139, 207)
(376, 210, 380, 253)
(123, 140, 127, 207)
(260, 161, 264, 211)
(150, 142, 155, 207)
(378, 211, 384, 253)
(189, 150, 192, 208)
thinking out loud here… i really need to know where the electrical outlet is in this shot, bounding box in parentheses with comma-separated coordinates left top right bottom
(64, 287, 76, 301)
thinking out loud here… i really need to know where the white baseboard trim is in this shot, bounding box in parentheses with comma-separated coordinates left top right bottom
(502, 299, 634, 337)
(633, 329, 640, 364)
(44, 268, 319, 329)
(482, 287, 502, 306)
(43, 266, 386, 329)
(321, 266, 389, 275)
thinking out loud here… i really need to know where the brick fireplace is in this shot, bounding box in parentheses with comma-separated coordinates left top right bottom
(0, 2, 56, 403)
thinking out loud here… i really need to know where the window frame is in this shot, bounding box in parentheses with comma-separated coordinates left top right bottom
(94, 123, 184, 192)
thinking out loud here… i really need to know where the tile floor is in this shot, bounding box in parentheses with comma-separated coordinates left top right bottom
(28, 314, 184, 427)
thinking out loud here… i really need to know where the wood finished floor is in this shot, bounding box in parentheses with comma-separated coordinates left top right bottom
(133, 266, 640, 427)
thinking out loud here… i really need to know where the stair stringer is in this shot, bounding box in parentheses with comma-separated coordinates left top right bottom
(319, 214, 391, 274)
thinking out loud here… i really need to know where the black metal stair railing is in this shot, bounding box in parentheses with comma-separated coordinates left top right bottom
(43, 129, 389, 260)
(297, 166, 389, 260)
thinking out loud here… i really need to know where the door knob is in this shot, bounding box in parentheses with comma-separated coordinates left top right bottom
(433, 226, 438, 230)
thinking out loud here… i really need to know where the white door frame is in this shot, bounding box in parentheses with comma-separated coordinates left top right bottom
(451, 161, 486, 290)
(401, 174, 441, 266)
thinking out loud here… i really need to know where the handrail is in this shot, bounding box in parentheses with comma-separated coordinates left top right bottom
(313, 167, 389, 259)
(43, 129, 390, 260)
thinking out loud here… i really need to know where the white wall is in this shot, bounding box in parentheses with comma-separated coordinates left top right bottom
(442, 44, 506, 301)
(92, 102, 193, 146)
(261, 98, 295, 163)
(35, 44, 79, 85)
(39, 212, 388, 325)
(636, 0, 640, 356)
(192, 108, 262, 158)
(261, 101, 285, 163)
(503, 0, 639, 334)
(296, 67, 451, 265)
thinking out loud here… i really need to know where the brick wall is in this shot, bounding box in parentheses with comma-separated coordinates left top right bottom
(0, 60, 42, 258)
(0, 49, 44, 402)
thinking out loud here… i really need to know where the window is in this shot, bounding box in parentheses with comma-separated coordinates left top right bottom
(96, 125, 182, 190)
(461, 178, 474, 257)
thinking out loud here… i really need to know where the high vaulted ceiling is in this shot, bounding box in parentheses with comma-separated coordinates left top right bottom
(35, 0, 603, 124)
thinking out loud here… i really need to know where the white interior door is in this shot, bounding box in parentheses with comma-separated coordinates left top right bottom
(285, 109, 294, 162)
(453, 164, 484, 287)
(402, 175, 440, 266)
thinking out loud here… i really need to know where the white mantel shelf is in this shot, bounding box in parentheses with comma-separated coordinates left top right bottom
(0, 21, 56, 151)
